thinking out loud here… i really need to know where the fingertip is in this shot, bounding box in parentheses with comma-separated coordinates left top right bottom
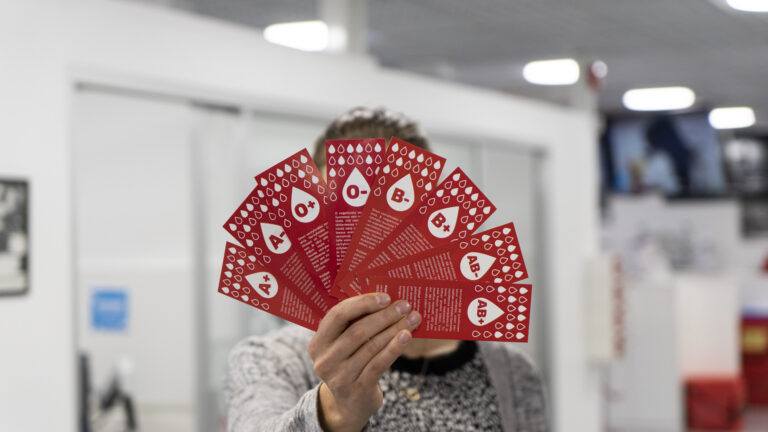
(406, 310, 421, 327)
(376, 293, 391, 306)
(397, 330, 412, 345)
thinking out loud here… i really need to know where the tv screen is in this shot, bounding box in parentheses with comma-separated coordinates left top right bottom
(602, 112, 727, 196)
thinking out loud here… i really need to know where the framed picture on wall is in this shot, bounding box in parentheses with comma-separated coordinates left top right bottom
(0, 178, 29, 296)
(742, 197, 768, 238)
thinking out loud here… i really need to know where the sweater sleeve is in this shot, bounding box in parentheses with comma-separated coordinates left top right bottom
(225, 326, 325, 432)
(506, 349, 549, 432)
(480, 342, 550, 431)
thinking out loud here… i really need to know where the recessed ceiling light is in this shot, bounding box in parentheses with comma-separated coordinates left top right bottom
(622, 86, 696, 111)
(726, 0, 768, 12)
(709, 106, 756, 129)
(522, 58, 580, 86)
(263, 20, 329, 52)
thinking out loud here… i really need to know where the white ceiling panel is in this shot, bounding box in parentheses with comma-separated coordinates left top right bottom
(127, 0, 768, 131)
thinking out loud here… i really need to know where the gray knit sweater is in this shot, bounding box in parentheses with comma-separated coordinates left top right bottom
(225, 325, 548, 431)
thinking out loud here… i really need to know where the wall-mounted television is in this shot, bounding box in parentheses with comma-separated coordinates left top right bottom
(601, 112, 727, 197)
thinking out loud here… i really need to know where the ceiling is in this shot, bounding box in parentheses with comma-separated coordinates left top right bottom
(131, 0, 768, 132)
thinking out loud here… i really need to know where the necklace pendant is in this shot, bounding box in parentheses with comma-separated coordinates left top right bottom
(405, 387, 420, 401)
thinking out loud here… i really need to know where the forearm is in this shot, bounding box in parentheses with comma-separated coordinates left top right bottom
(227, 382, 324, 432)
(225, 329, 324, 432)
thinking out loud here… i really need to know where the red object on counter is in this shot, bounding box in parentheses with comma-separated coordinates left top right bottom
(743, 317, 768, 405)
(685, 376, 745, 430)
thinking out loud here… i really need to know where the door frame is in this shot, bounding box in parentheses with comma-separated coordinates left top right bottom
(70, 75, 554, 432)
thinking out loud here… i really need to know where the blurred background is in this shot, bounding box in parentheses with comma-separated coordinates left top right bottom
(1, 0, 767, 431)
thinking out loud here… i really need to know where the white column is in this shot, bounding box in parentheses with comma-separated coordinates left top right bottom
(567, 61, 600, 111)
(320, 0, 367, 55)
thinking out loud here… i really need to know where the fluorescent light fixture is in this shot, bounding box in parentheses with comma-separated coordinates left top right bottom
(523, 58, 580, 85)
(726, 0, 768, 12)
(622, 86, 696, 111)
(709, 106, 756, 129)
(263, 20, 329, 52)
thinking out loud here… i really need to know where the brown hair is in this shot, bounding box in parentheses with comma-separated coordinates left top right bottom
(313, 107, 430, 168)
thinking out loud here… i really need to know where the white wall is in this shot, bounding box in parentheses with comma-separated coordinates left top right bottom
(72, 91, 197, 407)
(0, 1, 600, 431)
(676, 273, 741, 377)
(0, 3, 77, 430)
(603, 196, 747, 431)
(609, 284, 682, 432)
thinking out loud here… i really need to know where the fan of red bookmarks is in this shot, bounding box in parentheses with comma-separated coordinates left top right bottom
(220, 138, 531, 342)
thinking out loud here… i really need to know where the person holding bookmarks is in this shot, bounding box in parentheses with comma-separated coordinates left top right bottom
(225, 107, 548, 432)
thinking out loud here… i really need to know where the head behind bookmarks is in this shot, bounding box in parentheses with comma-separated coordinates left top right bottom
(313, 107, 431, 177)
(313, 107, 458, 353)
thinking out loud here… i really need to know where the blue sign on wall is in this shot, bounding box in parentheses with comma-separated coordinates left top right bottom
(91, 288, 128, 332)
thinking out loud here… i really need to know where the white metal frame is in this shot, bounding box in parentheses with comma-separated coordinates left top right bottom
(70, 71, 554, 432)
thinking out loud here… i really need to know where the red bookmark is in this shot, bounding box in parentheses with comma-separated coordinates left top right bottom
(334, 138, 446, 297)
(356, 222, 529, 292)
(218, 242, 320, 331)
(326, 139, 385, 291)
(253, 149, 338, 306)
(365, 277, 532, 342)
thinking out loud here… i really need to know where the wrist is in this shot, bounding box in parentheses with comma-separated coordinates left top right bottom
(317, 383, 368, 432)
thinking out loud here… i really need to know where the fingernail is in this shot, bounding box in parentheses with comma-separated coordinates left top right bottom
(377, 294, 391, 306)
(406, 311, 421, 326)
(398, 331, 411, 344)
(395, 301, 411, 315)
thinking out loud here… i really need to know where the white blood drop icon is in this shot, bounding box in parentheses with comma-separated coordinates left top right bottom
(245, 271, 278, 299)
(459, 252, 496, 280)
(342, 168, 370, 207)
(260, 222, 291, 254)
(467, 298, 503, 326)
(386, 174, 414, 212)
(427, 206, 459, 238)
(290, 187, 320, 223)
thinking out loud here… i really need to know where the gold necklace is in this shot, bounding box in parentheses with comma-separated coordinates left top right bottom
(393, 357, 430, 401)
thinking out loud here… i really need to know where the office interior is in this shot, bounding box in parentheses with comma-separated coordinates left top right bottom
(1, 0, 768, 431)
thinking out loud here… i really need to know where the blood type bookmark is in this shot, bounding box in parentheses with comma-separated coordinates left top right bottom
(224, 182, 334, 316)
(338, 167, 495, 294)
(333, 138, 446, 297)
(365, 277, 532, 342)
(356, 222, 528, 292)
(326, 139, 384, 282)
(218, 242, 319, 331)
(253, 149, 338, 305)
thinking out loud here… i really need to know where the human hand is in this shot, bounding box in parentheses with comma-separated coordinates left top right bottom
(307, 293, 421, 432)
